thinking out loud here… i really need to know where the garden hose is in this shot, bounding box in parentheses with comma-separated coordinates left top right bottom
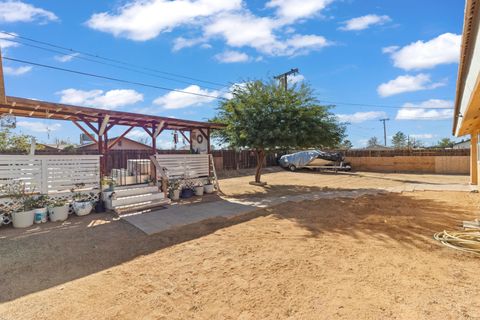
(434, 229, 480, 255)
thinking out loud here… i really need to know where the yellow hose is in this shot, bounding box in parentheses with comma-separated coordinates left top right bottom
(434, 229, 480, 255)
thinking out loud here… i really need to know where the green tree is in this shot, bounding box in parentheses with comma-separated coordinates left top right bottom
(436, 137, 455, 148)
(367, 137, 380, 148)
(391, 131, 407, 149)
(0, 128, 36, 152)
(212, 80, 345, 183)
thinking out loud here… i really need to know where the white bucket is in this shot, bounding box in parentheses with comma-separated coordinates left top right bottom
(12, 210, 35, 228)
(48, 205, 69, 222)
(34, 207, 48, 224)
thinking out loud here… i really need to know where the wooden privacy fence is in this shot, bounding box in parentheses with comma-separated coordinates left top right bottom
(0, 155, 101, 194)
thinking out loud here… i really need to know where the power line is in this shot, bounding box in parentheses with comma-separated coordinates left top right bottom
(0, 30, 228, 88)
(379, 118, 389, 146)
(0, 37, 226, 92)
(319, 99, 454, 110)
(3, 56, 227, 101)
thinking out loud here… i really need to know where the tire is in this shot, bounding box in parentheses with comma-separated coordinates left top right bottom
(289, 164, 297, 172)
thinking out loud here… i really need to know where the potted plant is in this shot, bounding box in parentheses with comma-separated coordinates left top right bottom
(31, 194, 49, 224)
(0, 181, 35, 228)
(180, 179, 194, 199)
(71, 183, 94, 216)
(193, 181, 204, 196)
(101, 177, 116, 192)
(168, 179, 181, 201)
(48, 197, 69, 222)
(204, 178, 215, 194)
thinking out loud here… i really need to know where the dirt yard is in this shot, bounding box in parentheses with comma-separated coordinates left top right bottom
(0, 172, 478, 319)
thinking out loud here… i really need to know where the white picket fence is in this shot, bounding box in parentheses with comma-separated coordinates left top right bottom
(0, 155, 101, 194)
(153, 154, 209, 180)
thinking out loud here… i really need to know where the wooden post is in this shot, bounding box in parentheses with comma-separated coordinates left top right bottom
(470, 132, 478, 185)
(0, 48, 6, 104)
(98, 117, 104, 177)
(151, 123, 157, 183)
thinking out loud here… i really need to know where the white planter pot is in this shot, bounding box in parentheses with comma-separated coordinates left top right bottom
(194, 186, 204, 196)
(204, 184, 215, 194)
(12, 210, 35, 228)
(73, 201, 93, 216)
(48, 205, 69, 222)
(170, 189, 180, 201)
(34, 207, 48, 224)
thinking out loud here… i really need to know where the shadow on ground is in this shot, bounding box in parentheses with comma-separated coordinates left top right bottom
(0, 191, 474, 303)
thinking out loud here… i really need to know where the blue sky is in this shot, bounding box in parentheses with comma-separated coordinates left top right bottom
(0, 0, 465, 148)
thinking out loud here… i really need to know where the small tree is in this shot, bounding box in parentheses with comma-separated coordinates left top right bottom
(436, 137, 455, 148)
(391, 131, 407, 149)
(367, 137, 380, 148)
(0, 128, 37, 152)
(212, 80, 345, 183)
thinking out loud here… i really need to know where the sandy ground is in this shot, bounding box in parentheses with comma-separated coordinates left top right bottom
(0, 172, 478, 319)
(219, 168, 470, 197)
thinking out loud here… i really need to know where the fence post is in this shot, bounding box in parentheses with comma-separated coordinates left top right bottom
(40, 158, 48, 194)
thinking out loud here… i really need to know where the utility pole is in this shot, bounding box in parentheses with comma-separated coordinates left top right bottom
(379, 118, 389, 146)
(274, 68, 299, 90)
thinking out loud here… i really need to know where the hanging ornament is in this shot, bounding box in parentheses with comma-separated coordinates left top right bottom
(173, 130, 178, 145)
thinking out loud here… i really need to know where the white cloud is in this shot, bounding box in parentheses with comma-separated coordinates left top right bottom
(86, 0, 332, 57)
(214, 50, 250, 63)
(54, 53, 80, 63)
(153, 85, 219, 109)
(266, 0, 334, 23)
(86, 0, 241, 41)
(4, 65, 32, 75)
(205, 12, 330, 56)
(382, 45, 399, 54)
(57, 89, 144, 110)
(385, 33, 461, 70)
(0, 1, 57, 23)
(126, 129, 150, 139)
(287, 74, 305, 85)
(339, 14, 391, 31)
(0, 31, 19, 49)
(377, 74, 446, 97)
(409, 133, 435, 139)
(336, 111, 387, 123)
(17, 121, 61, 133)
(395, 99, 454, 120)
(172, 37, 207, 51)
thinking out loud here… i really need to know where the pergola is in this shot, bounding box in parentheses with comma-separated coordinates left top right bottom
(0, 52, 224, 176)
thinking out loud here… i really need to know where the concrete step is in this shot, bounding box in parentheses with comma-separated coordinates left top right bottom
(111, 192, 165, 207)
(111, 185, 159, 197)
(114, 198, 171, 215)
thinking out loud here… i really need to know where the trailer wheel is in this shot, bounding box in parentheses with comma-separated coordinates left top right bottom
(289, 164, 297, 172)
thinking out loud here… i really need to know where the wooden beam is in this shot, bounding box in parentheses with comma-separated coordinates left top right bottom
(179, 130, 190, 143)
(0, 48, 6, 104)
(471, 132, 478, 185)
(72, 120, 98, 144)
(153, 120, 165, 138)
(107, 126, 134, 150)
(98, 115, 110, 136)
(142, 126, 153, 137)
(78, 115, 99, 134)
(199, 128, 209, 140)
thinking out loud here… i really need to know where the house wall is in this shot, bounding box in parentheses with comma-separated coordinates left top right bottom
(79, 139, 151, 151)
(346, 156, 470, 174)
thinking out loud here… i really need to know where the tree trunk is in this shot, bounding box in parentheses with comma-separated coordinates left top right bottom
(255, 149, 265, 183)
